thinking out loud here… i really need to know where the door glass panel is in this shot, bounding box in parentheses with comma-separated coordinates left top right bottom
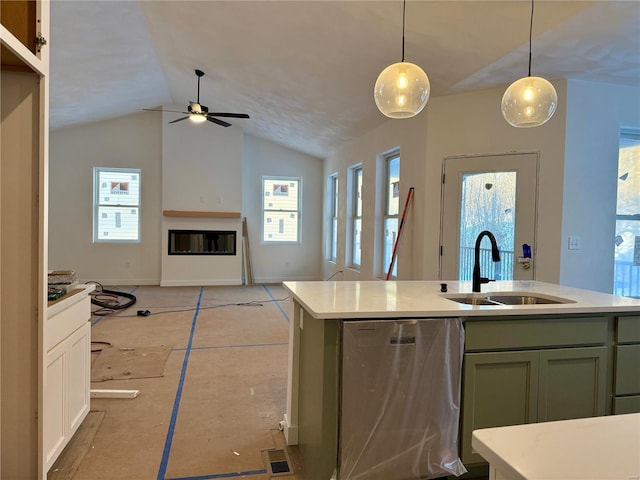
(458, 172, 516, 280)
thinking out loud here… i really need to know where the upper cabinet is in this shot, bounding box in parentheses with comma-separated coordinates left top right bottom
(1, 0, 48, 73)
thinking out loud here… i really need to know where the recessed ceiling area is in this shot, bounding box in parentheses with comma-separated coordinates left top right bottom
(50, 1, 640, 158)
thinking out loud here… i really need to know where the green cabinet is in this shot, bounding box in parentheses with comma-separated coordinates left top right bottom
(296, 308, 339, 479)
(613, 316, 640, 414)
(460, 316, 609, 465)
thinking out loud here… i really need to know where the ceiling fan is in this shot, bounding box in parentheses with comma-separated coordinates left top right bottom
(144, 69, 250, 127)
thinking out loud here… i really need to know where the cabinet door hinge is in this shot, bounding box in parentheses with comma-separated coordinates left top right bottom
(442, 173, 445, 184)
(36, 33, 47, 52)
(440, 245, 443, 256)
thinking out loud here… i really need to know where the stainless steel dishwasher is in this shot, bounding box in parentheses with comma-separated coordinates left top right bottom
(338, 318, 467, 480)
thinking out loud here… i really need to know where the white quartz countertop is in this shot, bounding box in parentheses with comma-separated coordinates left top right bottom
(282, 280, 640, 319)
(471, 413, 640, 480)
(47, 283, 95, 318)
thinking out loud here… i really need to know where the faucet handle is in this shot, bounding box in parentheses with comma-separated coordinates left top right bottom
(479, 277, 495, 285)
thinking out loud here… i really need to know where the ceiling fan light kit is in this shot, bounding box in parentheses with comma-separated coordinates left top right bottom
(374, 0, 430, 119)
(501, 0, 557, 128)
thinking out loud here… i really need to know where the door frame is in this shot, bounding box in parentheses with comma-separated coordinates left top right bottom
(438, 151, 540, 281)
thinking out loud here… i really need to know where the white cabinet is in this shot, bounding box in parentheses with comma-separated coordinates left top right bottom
(44, 287, 94, 473)
(44, 322, 91, 469)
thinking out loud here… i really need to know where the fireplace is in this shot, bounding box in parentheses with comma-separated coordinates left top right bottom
(168, 229, 236, 256)
(161, 212, 242, 286)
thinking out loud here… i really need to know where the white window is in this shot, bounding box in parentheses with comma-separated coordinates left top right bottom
(613, 129, 640, 298)
(93, 167, 141, 242)
(349, 165, 363, 268)
(328, 173, 339, 262)
(382, 153, 400, 278)
(262, 176, 302, 243)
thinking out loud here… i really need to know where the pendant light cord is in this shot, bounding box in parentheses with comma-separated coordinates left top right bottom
(528, 0, 534, 77)
(401, 0, 406, 62)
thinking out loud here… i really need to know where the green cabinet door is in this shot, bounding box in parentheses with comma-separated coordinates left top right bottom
(538, 346, 608, 421)
(461, 347, 608, 466)
(460, 351, 539, 465)
(615, 344, 640, 396)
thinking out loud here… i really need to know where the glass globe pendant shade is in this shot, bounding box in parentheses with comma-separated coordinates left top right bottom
(190, 113, 207, 123)
(374, 61, 430, 119)
(501, 76, 557, 128)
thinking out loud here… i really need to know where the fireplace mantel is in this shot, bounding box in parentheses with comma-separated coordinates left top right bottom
(162, 210, 241, 219)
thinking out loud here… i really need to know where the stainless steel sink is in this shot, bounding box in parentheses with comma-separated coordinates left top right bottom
(450, 297, 502, 306)
(443, 291, 575, 306)
(486, 294, 565, 305)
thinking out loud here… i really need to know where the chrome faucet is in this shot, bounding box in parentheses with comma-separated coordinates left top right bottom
(473, 230, 501, 292)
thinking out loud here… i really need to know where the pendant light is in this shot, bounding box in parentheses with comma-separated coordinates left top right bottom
(501, 0, 557, 128)
(374, 0, 430, 118)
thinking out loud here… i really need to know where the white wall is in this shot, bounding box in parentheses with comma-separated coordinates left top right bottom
(243, 134, 323, 283)
(50, 81, 638, 290)
(161, 107, 243, 211)
(49, 111, 162, 285)
(323, 82, 568, 284)
(49, 110, 323, 286)
(322, 115, 427, 281)
(424, 82, 568, 284)
(160, 107, 243, 285)
(561, 80, 640, 293)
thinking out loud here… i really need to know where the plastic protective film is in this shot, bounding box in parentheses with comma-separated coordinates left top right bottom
(338, 318, 467, 479)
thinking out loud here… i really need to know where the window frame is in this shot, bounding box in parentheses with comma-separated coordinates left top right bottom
(262, 176, 303, 244)
(382, 152, 400, 278)
(348, 165, 363, 269)
(327, 173, 339, 262)
(92, 167, 141, 243)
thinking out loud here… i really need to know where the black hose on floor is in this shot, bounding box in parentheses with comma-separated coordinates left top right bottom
(89, 282, 137, 311)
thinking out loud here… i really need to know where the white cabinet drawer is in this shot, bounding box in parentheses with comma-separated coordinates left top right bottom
(46, 295, 90, 351)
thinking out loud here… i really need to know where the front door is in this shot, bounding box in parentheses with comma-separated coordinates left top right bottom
(440, 152, 538, 282)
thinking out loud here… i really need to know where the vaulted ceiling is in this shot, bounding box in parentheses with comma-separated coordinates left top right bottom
(50, 1, 640, 158)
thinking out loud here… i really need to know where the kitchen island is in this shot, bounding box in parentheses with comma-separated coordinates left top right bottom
(281, 280, 640, 480)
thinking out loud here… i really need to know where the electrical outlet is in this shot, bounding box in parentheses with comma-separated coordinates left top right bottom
(568, 235, 581, 250)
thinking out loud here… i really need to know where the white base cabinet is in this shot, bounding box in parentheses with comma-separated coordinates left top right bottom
(44, 287, 93, 472)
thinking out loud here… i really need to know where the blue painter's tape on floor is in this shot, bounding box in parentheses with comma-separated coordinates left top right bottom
(173, 342, 287, 352)
(157, 286, 204, 480)
(165, 468, 267, 480)
(263, 284, 290, 323)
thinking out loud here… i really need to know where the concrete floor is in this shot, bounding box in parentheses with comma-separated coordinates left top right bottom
(51, 284, 300, 480)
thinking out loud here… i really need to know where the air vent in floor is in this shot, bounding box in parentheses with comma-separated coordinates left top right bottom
(262, 448, 293, 476)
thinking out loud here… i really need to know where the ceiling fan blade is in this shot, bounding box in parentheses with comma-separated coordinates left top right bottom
(207, 117, 232, 127)
(207, 113, 250, 119)
(168, 116, 190, 124)
(143, 108, 188, 114)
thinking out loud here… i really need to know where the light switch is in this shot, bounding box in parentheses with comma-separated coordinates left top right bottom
(568, 235, 581, 250)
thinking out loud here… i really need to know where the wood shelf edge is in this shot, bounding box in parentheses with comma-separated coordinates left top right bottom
(163, 210, 241, 219)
